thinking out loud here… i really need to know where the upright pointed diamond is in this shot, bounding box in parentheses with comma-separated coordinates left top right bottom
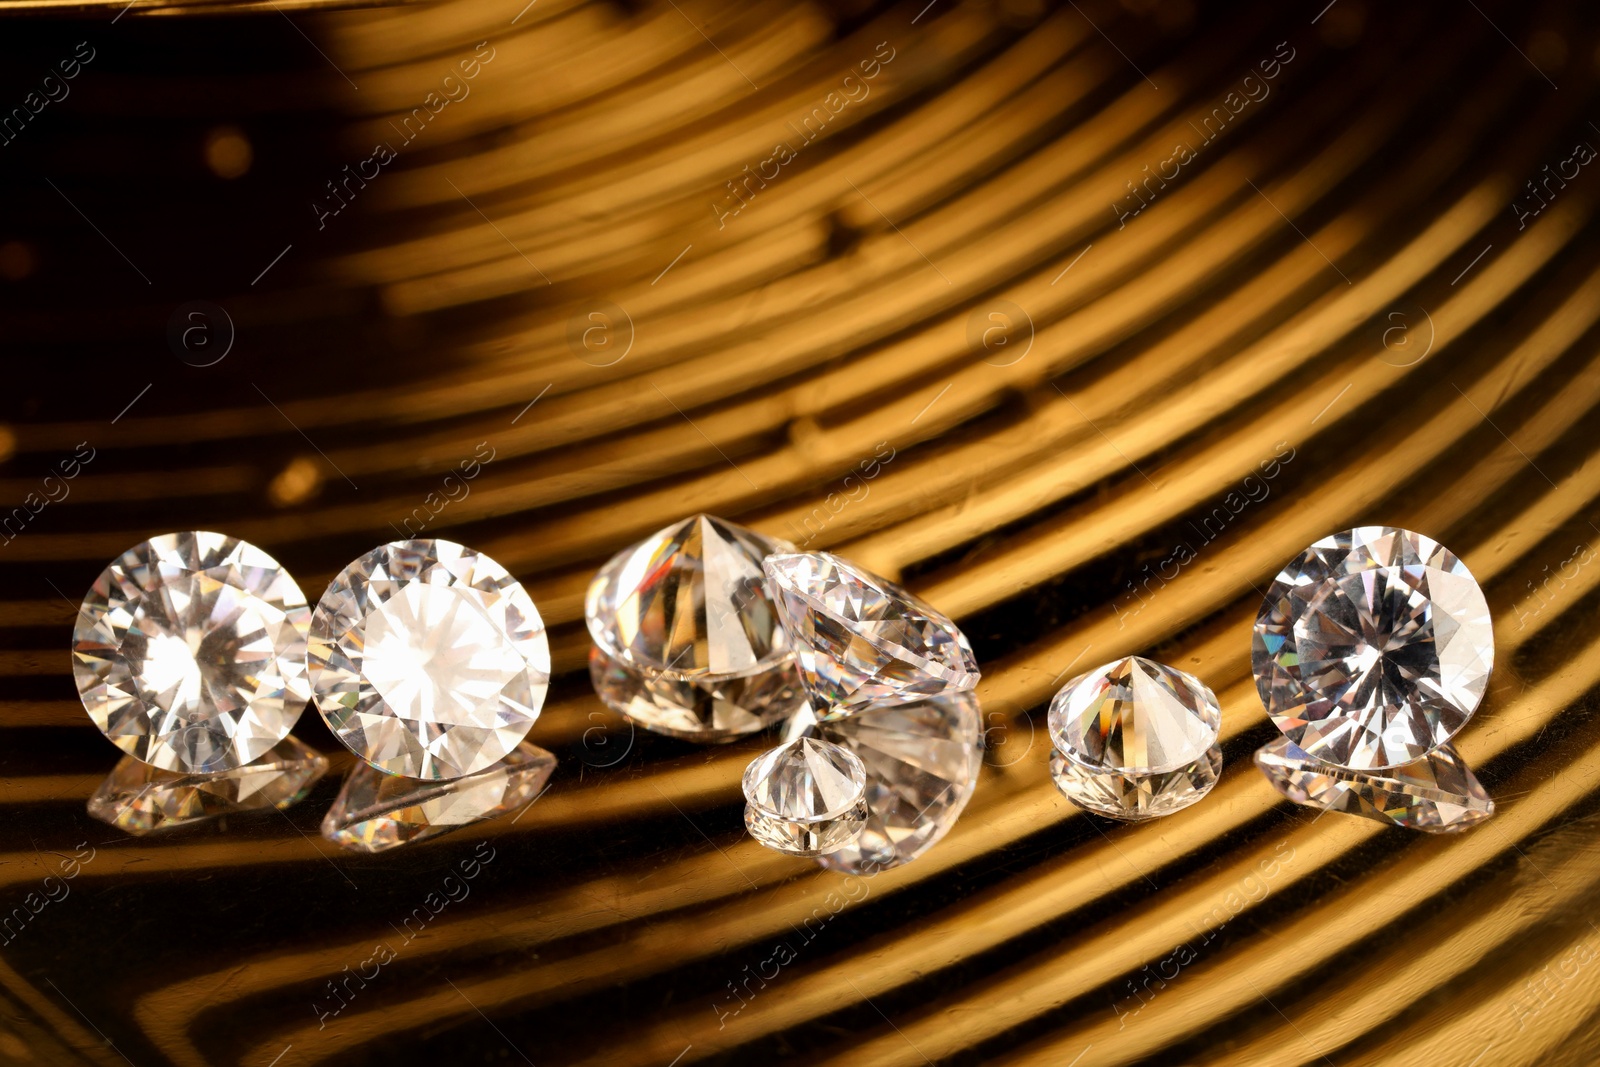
(88, 735, 328, 835)
(1047, 657, 1222, 821)
(788, 693, 983, 873)
(763, 552, 979, 719)
(742, 737, 868, 856)
(587, 515, 804, 741)
(1254, 736, 1493, 832)
(322, 741, 555, 853)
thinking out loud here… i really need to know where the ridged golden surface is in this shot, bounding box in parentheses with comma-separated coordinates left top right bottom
(1, 1, 1598, 1064)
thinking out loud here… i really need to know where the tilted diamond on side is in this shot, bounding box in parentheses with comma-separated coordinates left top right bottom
(763, 552, 979, 720)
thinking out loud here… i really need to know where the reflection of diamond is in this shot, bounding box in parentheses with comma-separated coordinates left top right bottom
(309, 539, 550, 780)
(586, 515, 803, 741)
(742, 737, 868, 856)
(322, 741, 556, 853)
(788, 693, 983, 873)
(1255, 736, 1493, 833)
(88, 735, 327, 835)
(1047, 657, 1222, 821)
(763, 552, 979, 719)
(72, 531, 312, 773)
(1253, 527, 1493, 770)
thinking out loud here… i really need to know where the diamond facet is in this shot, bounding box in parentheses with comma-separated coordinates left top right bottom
(322, 741, 556, 852)
(1047, 656, 1222, 820)
(308, 539, 550, 780)
(586, 515, 804, 741)
(88, 735, 328, 835)
(1254, 736, 1493, 832)
(742, 736, 868, 856)
(763, 552, 979, 719)
(788, 693, 983, 873)
(1253, 526, 1494, 770)
(72, 531, 312, 773)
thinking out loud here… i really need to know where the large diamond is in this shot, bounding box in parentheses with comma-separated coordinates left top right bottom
(71, 531, 312, 773)
(788, 693, 983, 873)
(87, 735, 328, 835)
(308, 539, 550, 780)
(322, 741, 555, 852)
(1047, 656, 1222, 820)
(742, 736, 868, 856)
(763, 552, 979, 719)
(1253, 526, 1494, 770)
(1255, 736, 1494, 832)
(586, 515, 804, 741)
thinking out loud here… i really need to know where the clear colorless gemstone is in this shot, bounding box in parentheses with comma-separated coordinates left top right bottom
(742, 736, 868, 856)
(88, 735, 327, 835)
(1255, 736, 1493, 833)
(71, 531, 312, 773)
(1047, 656, 1222, 820)
(788, 693, 983, 873)
(763, 552, 979, 719)
(586, 515, 804, 741)
(322, 741, 555, 852)
(1253, 526, 1493, 770)
(309, 539, 550, 780)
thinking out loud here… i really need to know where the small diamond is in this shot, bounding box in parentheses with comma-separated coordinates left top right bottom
(788, 693, 983, 873)
(1047, 656, 1222, 820)
(1253, 526, 1494, 770)
(1255, 736, 1493, 832)
(742, 737, 868, 856)
(322, 741, 555, 852)
(586, 515, 804, 741)
(763, 552, 979, 719)
(88, 735, 328, 835)
(309, 539, 550, 780)
(72, 531, 312, 773)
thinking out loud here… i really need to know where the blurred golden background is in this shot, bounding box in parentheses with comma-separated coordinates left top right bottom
(2, 0, 1600, 1063)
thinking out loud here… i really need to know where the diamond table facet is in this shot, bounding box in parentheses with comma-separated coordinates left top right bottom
(788, 693, 983, 873)
(1255, 736, 1494, 832)
(763, 552, 979, 719)
(1047, 656, 1222, 821)
(72, 531, 313, 773)
(742, 736, 868, 856)
(309, 539, 550, 780)
(88, 735, 328, 835)
(322, 741, 556, 852)
(1253, 526, 1494, 770)
(586, 514, 804, 741)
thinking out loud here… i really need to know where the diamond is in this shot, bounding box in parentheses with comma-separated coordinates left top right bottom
(71, 531, 312, 773)
(322, 741, 556, 853)
(1047, 656, 1222, 820)
(308, 539, 550, 780)
(1253, 526, 1494, 770)
(763, 552, 979, 719)
(1254, 736, 1493, 832)
(586, 514, 804, 741)
(88, 735, 328, 835)
(742, 737, 868, 856)
(788, 693, 983, 873)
